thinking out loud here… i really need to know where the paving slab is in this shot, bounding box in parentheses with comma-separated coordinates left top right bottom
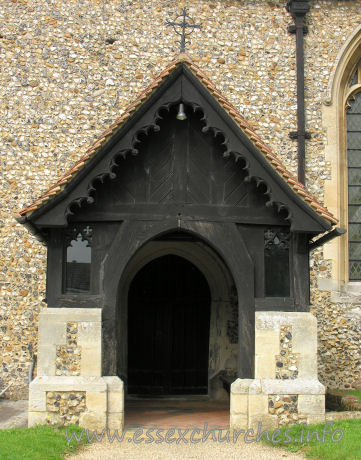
(0, 400, 28, 429)
(125, 400, 229, 429)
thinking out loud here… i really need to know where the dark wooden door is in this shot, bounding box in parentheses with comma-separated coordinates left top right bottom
(128, 254, 211, 395)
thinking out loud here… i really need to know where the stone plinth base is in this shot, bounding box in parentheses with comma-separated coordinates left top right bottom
(28, 375, 124, 431)
(231, 311, 325, 431)
(230, 378, 325, 431)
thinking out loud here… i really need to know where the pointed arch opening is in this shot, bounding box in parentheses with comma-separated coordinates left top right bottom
(116, 229, 240, 401)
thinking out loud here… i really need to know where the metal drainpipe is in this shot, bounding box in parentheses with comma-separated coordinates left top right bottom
(286, 0, 311, 185)
(28, 355, 37, 383)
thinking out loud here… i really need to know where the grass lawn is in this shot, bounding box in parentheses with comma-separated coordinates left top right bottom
(263, 419, 361, 460)
(0, 424, 87, 460)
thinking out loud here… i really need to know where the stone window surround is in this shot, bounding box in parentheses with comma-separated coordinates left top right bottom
(323, 24, 361, 294)
(345, 84, 361, 281)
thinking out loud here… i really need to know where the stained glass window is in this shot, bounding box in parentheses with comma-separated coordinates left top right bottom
(64, 226, 93, 293)
(347, 92, 361, 280)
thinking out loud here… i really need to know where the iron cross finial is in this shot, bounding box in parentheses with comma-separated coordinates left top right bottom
(166, 8, 202, 53)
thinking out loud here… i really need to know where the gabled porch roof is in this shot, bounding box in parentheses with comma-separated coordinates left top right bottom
(17, 54, 337, 231)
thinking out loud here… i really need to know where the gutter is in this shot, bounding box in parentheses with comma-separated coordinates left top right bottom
(286, 0, 311, 185)
(309, 227, 346, 250)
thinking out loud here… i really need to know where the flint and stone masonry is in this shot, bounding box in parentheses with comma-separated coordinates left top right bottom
(28, 309, 124, 431)
(0, 0, 360, 421)
(31, 310, 324, 430)
(230, 312, 325, 430)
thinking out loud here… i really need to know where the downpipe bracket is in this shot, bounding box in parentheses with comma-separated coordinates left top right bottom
(287, 24, 308, 35)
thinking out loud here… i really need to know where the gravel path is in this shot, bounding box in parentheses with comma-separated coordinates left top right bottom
(69, 431, 306, 460)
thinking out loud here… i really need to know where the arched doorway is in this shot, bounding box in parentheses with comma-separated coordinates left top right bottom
(127, 254, 211, 395)
(116, 228, 243, 404)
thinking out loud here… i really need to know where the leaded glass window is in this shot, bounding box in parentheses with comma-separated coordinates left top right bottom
(349, 68, 358, 88)
(347, 92, 361, 280)
(64, 226, 93, 293)
(349, 60, 361, 89)
(264, 228, 290, 297)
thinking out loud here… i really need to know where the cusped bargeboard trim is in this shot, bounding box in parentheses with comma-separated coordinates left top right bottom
(17, 53, 337, 226)
(64, 102, 292, 223)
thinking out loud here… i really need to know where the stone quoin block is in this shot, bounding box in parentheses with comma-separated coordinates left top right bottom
(230, 414, 248, 431)
(248, 394, 269, 417)
(298, 394, 326, 416)
(230, 394, 248, 415)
